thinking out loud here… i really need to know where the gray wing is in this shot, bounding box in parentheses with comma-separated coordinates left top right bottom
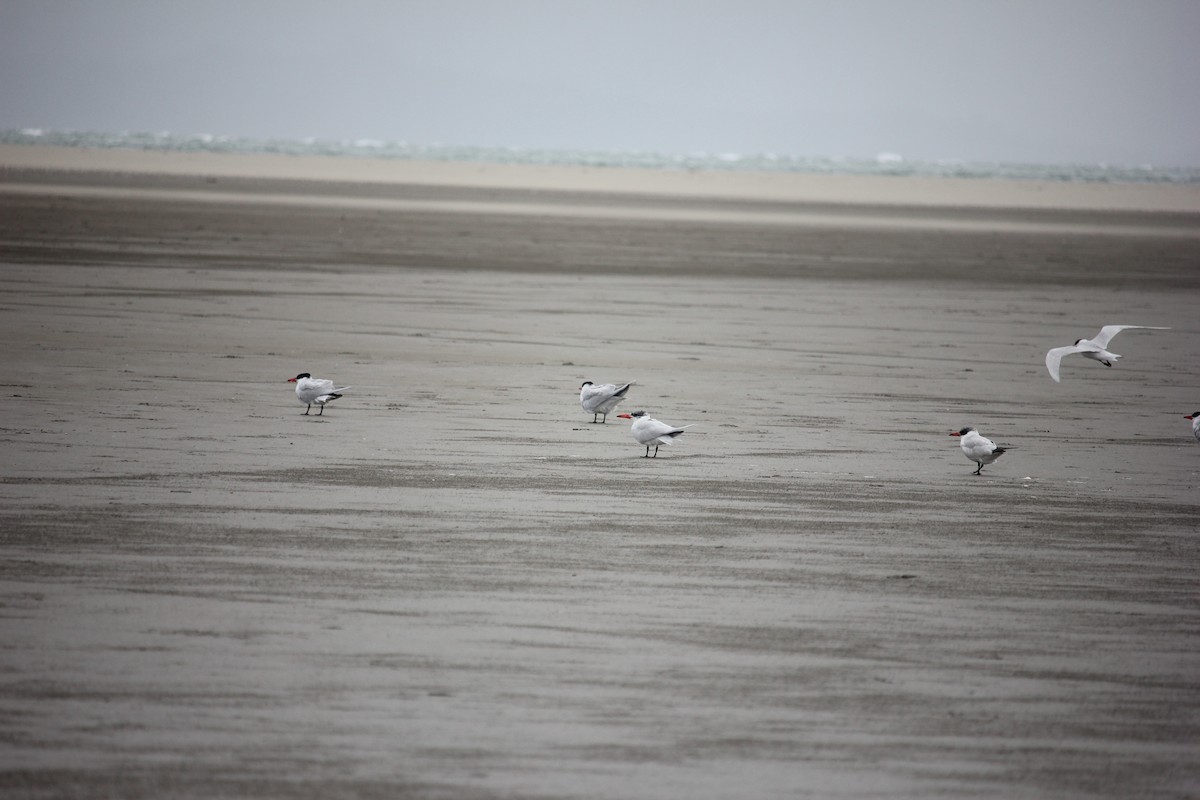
(1045, 344, 1092, 383)
(633, 417, 676, 444)
(1091, 325, 1169, 349)
(641, 419, 694, 443)
(581, 382, 633, 413)
(580, 384, 617, 412)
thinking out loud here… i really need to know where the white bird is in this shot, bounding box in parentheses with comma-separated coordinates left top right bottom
(287, 372, 350, 415)
(1044, 325, 1170, 383)
(617, 410, 694, 458)
(1185, 411, 1200, 443)
(949, 426, 1006, 475)
(579, 380, 635, 424)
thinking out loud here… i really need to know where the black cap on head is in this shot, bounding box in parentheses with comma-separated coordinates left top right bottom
(294, 373, 311, 379)
(958, 427, 974, 435)
(580, 381, 593, 388)
(630, 410, 647, 418)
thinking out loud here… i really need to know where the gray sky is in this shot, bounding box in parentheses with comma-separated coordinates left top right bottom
(2, 1, 1198, 166)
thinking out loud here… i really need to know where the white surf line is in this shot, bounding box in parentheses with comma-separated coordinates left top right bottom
(2, 182, 1198, 238)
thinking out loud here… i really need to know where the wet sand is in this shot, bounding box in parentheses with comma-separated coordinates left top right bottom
(1, 148, 1199, 799)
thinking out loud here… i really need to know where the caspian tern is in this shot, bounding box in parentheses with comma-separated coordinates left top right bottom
(287, 373, 350, 415)
(1186, 412, 1200, 443)
(579, 380, 635, 424)
(1044, 325, 1170, 383)
(949, 427, 1006, 475)
(616, 410, 694, 458)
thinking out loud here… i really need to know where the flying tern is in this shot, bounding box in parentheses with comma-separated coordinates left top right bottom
(616, 410, 694, 458)
(579, 380, 635, 424)
(1044, 325, 1169, 383)
(288, 373, 350, 415)
(949, 427, 1006, 475)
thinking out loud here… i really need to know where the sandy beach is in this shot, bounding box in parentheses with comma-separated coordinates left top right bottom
(1, 145, 1199, 799)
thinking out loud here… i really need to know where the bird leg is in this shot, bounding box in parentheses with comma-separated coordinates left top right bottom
(644, 445, 650, 458)
(592, 413, 599, 423)
(652, 446, 659, 458)
(318, 406, 325, 416)
(974, 463, 983, 475)
(304, 405, 311, 415)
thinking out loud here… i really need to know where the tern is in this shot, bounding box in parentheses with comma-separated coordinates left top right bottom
(1186, 412, 1200, 443)
(949, 427, 1006, 475)
(616, 410, 694, 458)
(579, 380, 635, 424)
(1045, 325, 1169, 383)
(288, 372, 350, 415)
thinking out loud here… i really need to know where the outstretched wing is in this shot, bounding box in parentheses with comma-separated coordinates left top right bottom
(1045, 344, 1092, 383)
(1092, 325, 1169, 349)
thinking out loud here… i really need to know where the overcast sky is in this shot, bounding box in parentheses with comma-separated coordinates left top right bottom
(2, 1, 1198, 166)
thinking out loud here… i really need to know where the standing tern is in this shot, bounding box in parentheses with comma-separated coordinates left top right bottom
(949, 427, 1006, 475)
(1186, 412, 1200, 443)
(579, 380, 635, 424)
(1044, 325, 1170, 383)
(288, 372, 350, 415)
(616, 410, 694, 458)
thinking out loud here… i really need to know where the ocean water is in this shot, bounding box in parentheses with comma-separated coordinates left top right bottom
(4, 128, 1198, 185)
